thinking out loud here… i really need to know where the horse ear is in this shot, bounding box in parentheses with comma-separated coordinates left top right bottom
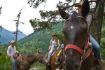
(81, 0, 90, 18)
(58, 6, 69, 19)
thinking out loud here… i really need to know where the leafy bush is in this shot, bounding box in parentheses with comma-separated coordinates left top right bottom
(0, 46, 12, 70)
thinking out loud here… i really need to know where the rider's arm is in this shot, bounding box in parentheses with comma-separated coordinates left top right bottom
(57, 39, 60, 49)
(86, 15, 92, 27)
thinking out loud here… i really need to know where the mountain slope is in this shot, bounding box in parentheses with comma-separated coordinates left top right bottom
(0, 26, 26, 44)
(18, 22, 64, 53)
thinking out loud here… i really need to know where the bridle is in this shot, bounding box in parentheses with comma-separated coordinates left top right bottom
(64, 32, 89, 54)
(64, 34, 92, 69)
(64, 16, 92, 69)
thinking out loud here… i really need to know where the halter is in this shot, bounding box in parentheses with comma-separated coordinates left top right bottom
(64, 15, 89, 55)
(64, 34, 93, 69)
(65, 44, 83, 55)
(64, 34, 90, 55)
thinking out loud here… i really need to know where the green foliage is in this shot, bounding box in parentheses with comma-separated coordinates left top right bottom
(30, 62, 45, 70)
(28, 0, 46, 8)
(66, 0, 72, 2)
(30, 16, 62, 31)
(0, 46, 12, 70)
(101, 22, 105, 60)
(39, 10, 59, 20)
(18, 22, 64, 53)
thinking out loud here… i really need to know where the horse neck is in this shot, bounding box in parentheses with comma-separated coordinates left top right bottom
(25, 54, 36, 64)
(34, 53, 47, 64)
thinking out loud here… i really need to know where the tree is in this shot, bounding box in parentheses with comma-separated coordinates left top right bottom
(0, 6, 2, 15)
(29, 10, 61, 30)
(28, 0, 74, 31)
(28, 0, 105, 43)
(27, 0, 46, 8)
(90, 0, 105, 43)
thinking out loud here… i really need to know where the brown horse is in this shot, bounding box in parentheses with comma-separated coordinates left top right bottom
(58, 0, 103, 70)
(15, 52, 47, 70)
(46, 48, 64, 70)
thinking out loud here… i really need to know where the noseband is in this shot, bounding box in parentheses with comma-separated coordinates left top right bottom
(64, 33, 93, 69)
(64, 34, 90, 56)
(64, 14, 93, 69)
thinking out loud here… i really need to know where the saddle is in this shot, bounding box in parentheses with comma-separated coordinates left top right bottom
(50, 48, 63, 65)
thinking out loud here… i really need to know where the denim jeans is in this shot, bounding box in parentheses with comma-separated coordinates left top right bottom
(90, 34, 100, 60)
(48, 49, 54, 63)
(12, 60, 17, 70)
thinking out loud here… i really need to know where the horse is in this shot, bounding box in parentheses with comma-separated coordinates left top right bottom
(58, 0, 103, 70)
(46, 47, 64, 70)
(15, 52, 47, 70)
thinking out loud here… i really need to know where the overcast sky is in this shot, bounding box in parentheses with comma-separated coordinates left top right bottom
(0, 0, 72, 35)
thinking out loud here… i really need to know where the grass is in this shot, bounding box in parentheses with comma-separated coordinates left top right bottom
(30, 62, 46, 70)
(0, 45, 17, 69)
(0, 47, 12, 70)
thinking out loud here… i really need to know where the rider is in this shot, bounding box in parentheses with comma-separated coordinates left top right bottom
(47, 33, 60, 65)
(7, 40, 18, 70)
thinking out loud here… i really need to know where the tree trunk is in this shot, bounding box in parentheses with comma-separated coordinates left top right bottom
(90, 0, 104, 44)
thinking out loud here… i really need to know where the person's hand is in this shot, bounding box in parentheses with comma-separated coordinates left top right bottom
(48, 48, 50, 51)
(48, 46, 50, 50)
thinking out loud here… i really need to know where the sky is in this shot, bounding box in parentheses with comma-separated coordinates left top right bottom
(0, 0, 66, 35)
(0, 0, 96, 36)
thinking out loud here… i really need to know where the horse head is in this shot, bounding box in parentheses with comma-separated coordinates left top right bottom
(58, 0, 90, 70)
(16, 52, 47, 70)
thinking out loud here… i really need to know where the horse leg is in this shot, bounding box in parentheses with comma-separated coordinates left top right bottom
(59, 66, 62, 70)
(46, 64, 52, 70)
(59, 62, 63, 70)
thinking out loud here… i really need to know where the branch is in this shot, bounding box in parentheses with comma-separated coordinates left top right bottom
(57, 0, 97, 11)
(89, 1, 97, 2)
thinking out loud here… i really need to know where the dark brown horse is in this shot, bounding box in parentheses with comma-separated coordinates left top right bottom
(15, 52, 47, 70)
(58, 0, 103, 70)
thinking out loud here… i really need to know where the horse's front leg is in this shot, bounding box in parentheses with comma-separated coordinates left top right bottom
(46, 64, 52, 70)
